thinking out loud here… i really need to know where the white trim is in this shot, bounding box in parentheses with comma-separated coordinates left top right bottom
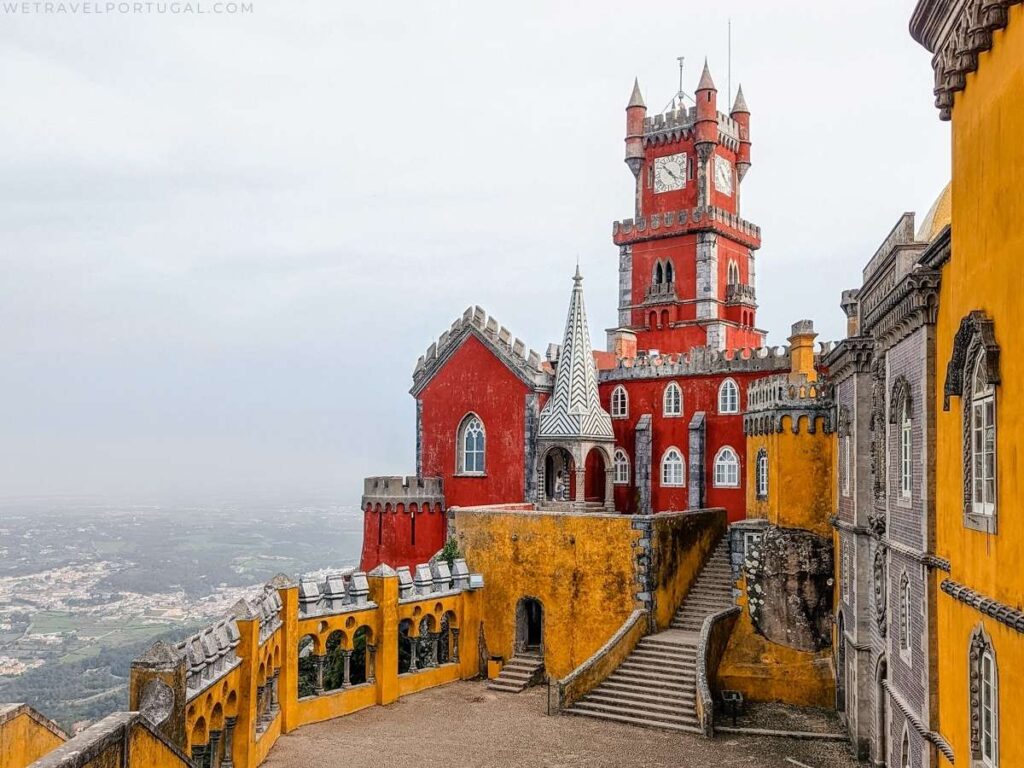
(713, 445, 740, 488)
(660, 446, 686, 487)
(980, 646, 999, 767)
(663, 381, 683, 418)
(610, 385, 629, 419)
(613, 448, 630, 485)
(718, 378, 740, 414)
(456, 412, 486, 475)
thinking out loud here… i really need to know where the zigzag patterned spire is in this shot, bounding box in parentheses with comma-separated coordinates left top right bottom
(538, 267, 614, 441)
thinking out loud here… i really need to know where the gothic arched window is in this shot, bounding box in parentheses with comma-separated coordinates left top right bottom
(713, 446, 740, 488)
(719, 378, 740, 414)
(457, 414, 485, 474)
(755, 448, 768, 500)
(727, 259, 740, 285)
(901, 726, 911, 768)
(661, 448, 685, 487)
(610, 386, 628, 419)
(663, 382, 682, 417)
(665, 260, 674, 284)
(613, 449, 630, 485)
(654, 261, 664, 285)
(970, 355, 997, 517)
(899, 572, 911, 653)
(970, 628, 999, 767)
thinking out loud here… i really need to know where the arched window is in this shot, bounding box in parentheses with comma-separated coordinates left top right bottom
(970, 355, 996, 517)
(713, 446, 740, 488)
(610, 386, 628, 419)
(980, 647, 998, 766)
(665, 260, 674, 284)
(457, 414, 485, 474)
(727, 259, 740, 285)
(900, 400, 913, 499)
(663, 382, 682, 417)
(661, 448, 685, 487)
(718, 379, 740, 414)
(899, 573, 911, 653)
(841, 436, 852, 497)
(901, 726, 911, 768)
(654, 261, 664, 285)
(613, 449, 630, 485)
(755, 448, 768, 500)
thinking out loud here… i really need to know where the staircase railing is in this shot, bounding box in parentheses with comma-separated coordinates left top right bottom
(695, 606, 740, 736)
(547, 609, 647, 714)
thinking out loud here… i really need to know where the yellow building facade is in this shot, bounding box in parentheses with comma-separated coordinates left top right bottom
(911, 3, 1024, 766)
(0, 704, 67, 768)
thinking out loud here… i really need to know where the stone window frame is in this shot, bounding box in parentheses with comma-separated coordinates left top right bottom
(718, 378, 740, 414)
(713, 445, 740, 488)
(969, 626, 999, 768)
(943, 311, 1000, 535)
(900, 723, 911, 768)
(610, 385, 629, 419)
(898, 571, 912, 664)
(612, 448, 630, 486)
(727, 258, 740, 285)
(838, 405, 852, 498)
(755, 448, 768, 500)
(889, 376, 913, 507)
(842, 543, 851, 605)
(455, 412, 486, 476)
(663, 381, 683, 418)
(660, 446, 686, 487)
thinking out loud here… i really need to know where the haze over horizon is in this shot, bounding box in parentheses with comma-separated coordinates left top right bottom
(0, 1, 949, 501)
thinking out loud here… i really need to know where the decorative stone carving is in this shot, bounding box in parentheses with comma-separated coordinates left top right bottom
(138, 679, 174, 728)
(944, 310, 1000, 410)
(874, 547, 888, 638)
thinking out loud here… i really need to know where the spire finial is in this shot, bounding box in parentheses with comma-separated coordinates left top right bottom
(627, 77, 645, 109)
(697, 58, 716, 91)
(731, 84, 749, 114)
(574, 258, 582, 285)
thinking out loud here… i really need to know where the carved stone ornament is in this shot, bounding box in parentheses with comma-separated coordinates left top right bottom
(874, 546, 888, 638)
(944, 310, 999, 410)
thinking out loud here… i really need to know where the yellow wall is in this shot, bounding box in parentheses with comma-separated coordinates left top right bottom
(0, 707, 66, 768)
(650, 511, 727, 630)
(935, 7, 1024, 766)
(746, 417, 835, 538)
(127, 724, 192, 768)
(454, 507, 641, 679)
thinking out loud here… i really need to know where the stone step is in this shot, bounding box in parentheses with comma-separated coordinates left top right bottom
(486, 680, 524, 693)
(619, 653, 694, 668)
(616, 662, 694, 678)
(639, 637, 696, 650)
(605, 673, 690, 694)
(583, 692, 694, 718)
(569, 700, 699, 728)
(610, 666, 695, 685)
(495, 669, 534, 681)
(566, 705, 701, 734)
(628, 649, 692, 664)
(596, 680, 695, 701)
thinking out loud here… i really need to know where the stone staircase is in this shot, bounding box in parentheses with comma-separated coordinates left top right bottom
(565, 538, 733, 733)
(486, 651, 544, 693)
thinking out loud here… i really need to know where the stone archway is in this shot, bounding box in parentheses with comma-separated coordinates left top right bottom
(543, 447, 574, 502)
(515, 597, 544, 654)
(875, 655, 888, 766)
(584, 447, 607, 504)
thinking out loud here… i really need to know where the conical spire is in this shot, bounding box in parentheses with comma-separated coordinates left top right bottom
(731, 84, 749, 114)
(627, 77, 645, 108)
(697, 58, 716, 91)
(538, 270, 614, 441)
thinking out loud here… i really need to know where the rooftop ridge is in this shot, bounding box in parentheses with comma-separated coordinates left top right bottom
(411, 305, 551, 395)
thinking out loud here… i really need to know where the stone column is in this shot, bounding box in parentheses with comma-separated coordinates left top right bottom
(208, 731, 222, 768)
(191, 745, 207, 768)
(255, 685, 265, 729)
(342, 650, 352, 687)
(574, 467, 586, 509)
(221, 717, 237, 768)
(451, 629, 460, 663)
(604, 466, 615, 512)
(429, 633, 439, 667)
(313, 654, 325, 695)
(269, 672, 279, 714)
(367, 644, 377, 683)
(408, 637, 418, 673)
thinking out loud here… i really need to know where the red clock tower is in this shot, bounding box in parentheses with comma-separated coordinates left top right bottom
(612, 62, 763, 355)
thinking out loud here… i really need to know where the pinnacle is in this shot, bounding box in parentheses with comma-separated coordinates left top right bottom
(697, 58, 716, 91)
(731, 84, 749, 114)
(627, 77, 645, 109)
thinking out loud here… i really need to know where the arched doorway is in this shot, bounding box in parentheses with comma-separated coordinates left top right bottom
(515, 597, 543, 654)
(584, 448, 607, 504)
(544, 448, 574, 502)
(875, 655, 888, 766)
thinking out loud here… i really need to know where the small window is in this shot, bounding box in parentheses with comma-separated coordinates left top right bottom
(727, 260, 740, 285)
(654, 261, 664, 285)
(755, 449, 768, 500)
(665, 260, 674, 284)
(841, 435, 852, 497)
(900, 401, 912, 500)
(719, 379, 740, 414)
(713, 446, 740, 488)
(981, 647, 999, 766)
(842, 545, 851, 604)
(663, 382, 682, 417)
(457, 414, 485, 474)
(613, 449, 630, 485)
(970, 356, 997, 517)
(899, 573, 911, 653)
(661, 448, 685, 487)
(610, 386, 629, 419)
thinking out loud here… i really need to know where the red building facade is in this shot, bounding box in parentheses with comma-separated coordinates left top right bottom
(359, 63, 821, 571)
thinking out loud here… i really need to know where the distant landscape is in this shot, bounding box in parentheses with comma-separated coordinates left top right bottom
(0, 499, 363, 732)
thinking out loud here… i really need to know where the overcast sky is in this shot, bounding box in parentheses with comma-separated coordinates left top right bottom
(0, 1, 949, 502)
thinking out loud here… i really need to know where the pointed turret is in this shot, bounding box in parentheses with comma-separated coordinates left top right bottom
(538, 269, 614, 442)
(697, 58, 717, 92)
(624, 77, 647, 179)
(695, 59, 719, 149)
(732, 84, 752, 182)
(730, 84, 749, 115)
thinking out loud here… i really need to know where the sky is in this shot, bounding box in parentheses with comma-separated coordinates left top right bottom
(0, 0, 950, 502)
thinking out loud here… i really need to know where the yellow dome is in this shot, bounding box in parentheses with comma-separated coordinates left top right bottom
(916, 182, 952, 242)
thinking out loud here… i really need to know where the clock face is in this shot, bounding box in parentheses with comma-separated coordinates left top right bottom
(714, 155, 733, 196)
(653, 153, 686, 193)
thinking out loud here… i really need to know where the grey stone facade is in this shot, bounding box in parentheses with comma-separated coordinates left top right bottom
(825, 214, 947, 767)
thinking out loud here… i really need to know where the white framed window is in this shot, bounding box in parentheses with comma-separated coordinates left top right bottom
(713, 446, 740, 488)
(899, 572, 911, 653)
(718, 378, 740, 414)
(900, 401, 912, 500)
(613, 449, 630, 485)
(841, 436, 852, 497)
(727, 259, 740, 285)
(981, 647, 998, 767)
(457, 414, 485, 474)
(661, 447, 685, 487)
(755, 448, 768, 500)
(611, 386, 629, 419)
(663, 382, 682, 417)
(971, 356, 997, 517)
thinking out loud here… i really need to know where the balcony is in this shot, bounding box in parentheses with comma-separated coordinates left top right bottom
(644, 281, 677, 303)
(725, 282, 756, 305)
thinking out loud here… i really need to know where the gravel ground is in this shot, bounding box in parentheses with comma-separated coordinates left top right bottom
(264, 681, 864, 768)
(727, 702, 846, 735)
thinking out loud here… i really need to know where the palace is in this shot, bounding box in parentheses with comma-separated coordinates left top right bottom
(2, 2, 1022, 768)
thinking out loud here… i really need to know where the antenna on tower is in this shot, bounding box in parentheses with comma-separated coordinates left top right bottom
(728, 18, 733, 107)
(677, 56, 685, 99)
(663, 56, 693, 113)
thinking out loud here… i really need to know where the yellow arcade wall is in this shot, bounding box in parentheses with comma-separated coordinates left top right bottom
(0, 705, 66, 768)
(934, 6, 1024, 766)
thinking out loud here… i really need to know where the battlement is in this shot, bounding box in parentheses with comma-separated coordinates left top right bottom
(362, 476, 444, 501)
(612, 206, 761, 248)
(744, 374, 834, 436)
(297, 569, 373, 616)
(642, 106, 740, 151)
(411, 306, 552, 395)
(176, 616, 243, 700)
(598, 341, 835, 382)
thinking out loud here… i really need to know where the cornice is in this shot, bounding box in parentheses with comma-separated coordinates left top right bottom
(861, 269, 942, 347)
(920, 225, 952, 269)
(941, 578, 1024, 633)
(823, 336, 874, 379)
